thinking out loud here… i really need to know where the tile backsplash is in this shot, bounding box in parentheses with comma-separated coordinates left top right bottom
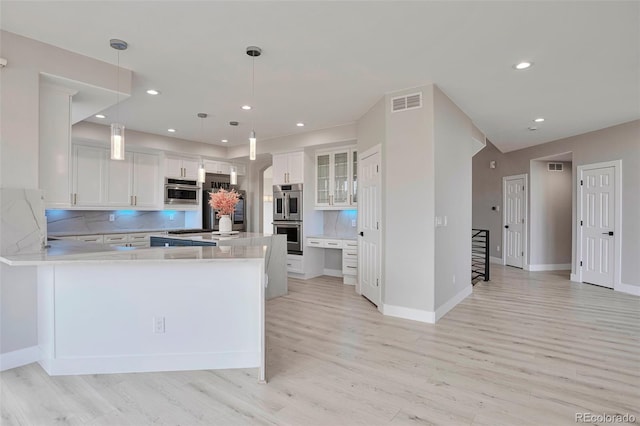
(46, 210, 186, 235)
(323, 210, 358, 237)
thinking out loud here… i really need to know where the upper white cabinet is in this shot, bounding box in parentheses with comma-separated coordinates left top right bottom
(105, 152, 160, 207)
(204, 160, 231, 175)
(72, 145, 107, 207)
(71, 143, 160, 209)
(315, 147, 357, 209)
(166, 156, 199, 180)
(273, 152, 304, 185)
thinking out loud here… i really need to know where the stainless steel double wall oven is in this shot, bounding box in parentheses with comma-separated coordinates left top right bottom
(273, 183, 303, 254)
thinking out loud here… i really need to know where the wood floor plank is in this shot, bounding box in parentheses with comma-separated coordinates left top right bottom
(1, 265, 638, 425)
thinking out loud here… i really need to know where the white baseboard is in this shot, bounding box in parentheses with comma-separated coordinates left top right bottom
(527, 263, 571, 272)
(489, 256, 503, 265)
(435, 285, 473, 321)
(382, 304, 435, 324)
(0, 346, 39, 372)
(323, 268, 343, 278)
(570, 273, 580, 282)
(615, 282, 640, 297)
(39, 351, 260, 376)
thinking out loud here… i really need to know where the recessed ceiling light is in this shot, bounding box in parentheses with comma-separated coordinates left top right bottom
(513, 61, 533, 70)
(94, 114, 106, 119)
(296, 122, 305, 127)
(528, 126, 538, 131)
(221, 139, 228, 143)
(534, 117, 545, 122)
(146, 89, 160, 95)
(241, 105, 252, 110)
(167, 128, 176, 133)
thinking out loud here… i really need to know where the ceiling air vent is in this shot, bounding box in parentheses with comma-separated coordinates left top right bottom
(548, 162, 563, 171)
(391, 92, 422, 113)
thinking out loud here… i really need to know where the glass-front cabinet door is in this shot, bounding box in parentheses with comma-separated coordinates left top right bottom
(332, 150, 349, 206)
(351, 149, 357, 206)
(316, 153, 331, 206)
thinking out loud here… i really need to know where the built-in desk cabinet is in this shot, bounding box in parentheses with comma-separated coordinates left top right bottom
(306, 237, 358, 285)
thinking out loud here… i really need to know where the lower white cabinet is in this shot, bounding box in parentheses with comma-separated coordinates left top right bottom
(76, 234, 104, 244)
(58, 232, 151, 248)
(286, 254, 304, 274)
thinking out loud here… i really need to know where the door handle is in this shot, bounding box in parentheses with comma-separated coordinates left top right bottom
(504, 225, 509, 229)
(359, 231, 364, 237)
(602, 231, 614, 236)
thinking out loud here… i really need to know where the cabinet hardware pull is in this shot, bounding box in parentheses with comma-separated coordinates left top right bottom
(73, 193, 77, 205)
(347, 266, 356, 269)
(134, 195, 137, 206)
(130, 195, 134, 205)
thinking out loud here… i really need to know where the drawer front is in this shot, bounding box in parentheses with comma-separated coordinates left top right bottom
(307, 238, 323, 247)
(342, 249, 358, 259)
(343, 240, 358, 248)
(129, 241, 149, 248)
(129, 233, 151, 241)
(342, 259, 358, 275)
(286, 255, 304, 273)
(103, 234, 129, 244)
(77, 235, 104, 243)
(323, 239, 343, 249)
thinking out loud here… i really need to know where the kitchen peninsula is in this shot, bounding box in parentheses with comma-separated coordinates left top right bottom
(0, 240, 269, 381)
(150, 232, 287, 300)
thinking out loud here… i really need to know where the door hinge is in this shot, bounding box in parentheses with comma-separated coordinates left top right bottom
(376, 278, 379, 287)
(580, 220, 583, 226)
(580, 180, 583, 186)
(521, 251, 524, 256)
(580, 261, 583, 266)
(522, 185, 525, 190)
(376, 165, 379, 173)
(376, 222, 379, 229)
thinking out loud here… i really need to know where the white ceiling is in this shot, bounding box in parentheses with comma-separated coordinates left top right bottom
(2, 1, 638, 153)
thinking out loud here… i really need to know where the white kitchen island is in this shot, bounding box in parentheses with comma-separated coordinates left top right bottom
(0, 242, 266, 381)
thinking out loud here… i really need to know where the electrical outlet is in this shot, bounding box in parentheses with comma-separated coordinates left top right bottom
(153, 317, 165, 334)
(351, 219, 357, 227)
(169, 214, 175, 221)
(109, 214, 115, 222)
(497, 245, 501, 252)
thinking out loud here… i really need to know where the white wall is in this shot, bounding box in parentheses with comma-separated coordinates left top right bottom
(530, 160, 572, 266)
(383, 85, 435, 312)
(433, 86, 473, 310)
(262, 167, 273, 235)
(0, 31, 130, 356)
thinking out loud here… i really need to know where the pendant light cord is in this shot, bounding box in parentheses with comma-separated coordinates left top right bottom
(116, 50, 120, 124)
(251, 55, 255, 131)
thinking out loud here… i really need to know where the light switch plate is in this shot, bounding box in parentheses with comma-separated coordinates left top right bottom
(351, 219, 356, 227)
(109, 214, 115, 222)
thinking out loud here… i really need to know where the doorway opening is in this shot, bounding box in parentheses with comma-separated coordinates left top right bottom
(529, 152, 573, 273)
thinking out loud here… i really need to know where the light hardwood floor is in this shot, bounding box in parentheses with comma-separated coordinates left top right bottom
(1, 266, 639, 425)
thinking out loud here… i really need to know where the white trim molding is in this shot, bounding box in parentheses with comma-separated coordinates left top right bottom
(382, 304, 435, 324)
(435, 285, 472, 321)
(527, 264, 571, 272)
(615, 282, 640, 297)
(0, 346, 39, 372)
(489, 256, 503, 265)
(570, 273, 580, 282)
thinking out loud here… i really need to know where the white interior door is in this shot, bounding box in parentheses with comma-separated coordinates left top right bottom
(504, 176, 526, 268)
(581, 166, 615, 288)
(358, 149, 381, 306)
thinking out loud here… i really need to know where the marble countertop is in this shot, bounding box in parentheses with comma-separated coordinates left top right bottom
(0, 240, 266, 266)
(150, 232, 276, 242)
(307, 234, 358, 241)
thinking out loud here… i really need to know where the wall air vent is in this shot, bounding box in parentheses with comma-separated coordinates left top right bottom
(548, 162, 563, 171)
(391, 92, 422, 112)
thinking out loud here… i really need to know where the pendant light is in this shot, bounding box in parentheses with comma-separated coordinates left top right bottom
(230, 166, 237, 185)
(109, 39, 128, 161)
(246, 46, 262, 161)
(197, 113, 207, 184)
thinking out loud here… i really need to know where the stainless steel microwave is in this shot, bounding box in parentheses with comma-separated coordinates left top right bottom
(164, 178, 200, 205)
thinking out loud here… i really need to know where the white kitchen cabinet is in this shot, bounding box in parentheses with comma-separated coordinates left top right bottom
(286, 254, 304, 273)
(315, 147, 357, 209)
(165, 156, 200, 179)
(272, 152, 304, 185)
(132, 153, 160, 208)
(76, 234, 104, 244)
(306, 237, 358, 284)
(204, 160, 231, 175)
(72, 144, 107, 207)
(103, 233, 129, 247)
(104, 151, 160, 208)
